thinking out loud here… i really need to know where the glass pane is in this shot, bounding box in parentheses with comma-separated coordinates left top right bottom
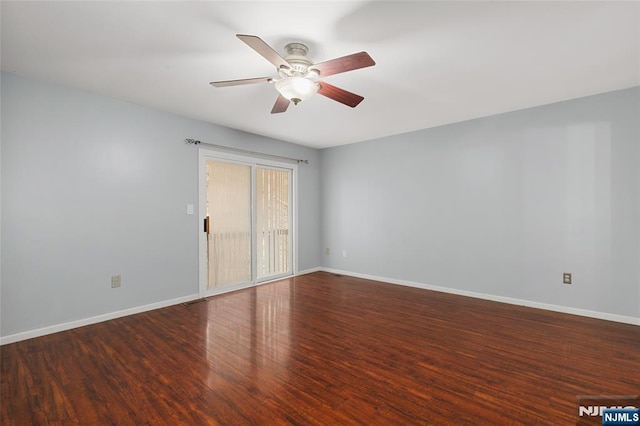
(256, 167, 291, 280)
(206, 161, 252, 289)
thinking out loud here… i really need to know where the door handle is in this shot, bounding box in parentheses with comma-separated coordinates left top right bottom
(203, 216, 210, 234)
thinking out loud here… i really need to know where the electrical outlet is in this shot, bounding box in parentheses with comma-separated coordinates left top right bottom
(111, 275, 121, 288)
(563, 273, 572, 285)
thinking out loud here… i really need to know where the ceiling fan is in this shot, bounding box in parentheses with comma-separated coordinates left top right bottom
(210, 34, 376, 114)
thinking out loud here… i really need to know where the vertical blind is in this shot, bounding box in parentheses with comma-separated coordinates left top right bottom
(256, 167, 290, 280)
(206, 161, 252, 288)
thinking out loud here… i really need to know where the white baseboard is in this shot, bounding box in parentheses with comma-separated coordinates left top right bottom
(0, 268, 323, 345)
(321, 268, 640, 326)
(0, 293, 201, 346)
(4, 267, 635, 345)
(296, 267, 322, 276)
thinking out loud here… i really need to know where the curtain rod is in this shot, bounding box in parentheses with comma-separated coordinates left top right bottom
(185, 138, 309, 164)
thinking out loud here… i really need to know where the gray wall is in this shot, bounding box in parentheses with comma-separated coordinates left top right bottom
(1, 72, 321, 337)
(2, 71, 638, 339)
(321, 87, 639, 318)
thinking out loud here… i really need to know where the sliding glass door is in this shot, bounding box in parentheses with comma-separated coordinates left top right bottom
(206, 160, 252, 289)
(256, 166, 291, 281)
(199, 151, 295, 296)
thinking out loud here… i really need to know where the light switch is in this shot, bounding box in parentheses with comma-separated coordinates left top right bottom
(186, 204, 194, 215)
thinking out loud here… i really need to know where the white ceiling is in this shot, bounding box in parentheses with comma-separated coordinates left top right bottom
(2, 1, 638, 149)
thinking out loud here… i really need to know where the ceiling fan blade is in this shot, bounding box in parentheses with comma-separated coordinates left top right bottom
(317, 82, 364, 108)
(310, 52, 375, 78)
(236, 34, 290, 70)
(209, 77, 272, 87)
(271, 95, 290, 114)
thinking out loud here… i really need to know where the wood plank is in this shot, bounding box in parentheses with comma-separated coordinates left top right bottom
(1, 272, 638, 424)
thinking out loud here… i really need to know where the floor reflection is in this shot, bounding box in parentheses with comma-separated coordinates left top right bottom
(203, 279, 293, 391)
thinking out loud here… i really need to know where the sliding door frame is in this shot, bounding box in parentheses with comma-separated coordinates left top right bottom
(198, 148, 298, 297)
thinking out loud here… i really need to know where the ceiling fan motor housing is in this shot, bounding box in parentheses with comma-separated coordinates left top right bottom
(280, 43, 317, 78)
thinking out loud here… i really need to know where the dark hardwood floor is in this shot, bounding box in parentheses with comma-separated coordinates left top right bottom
(2, 272, 639, 425)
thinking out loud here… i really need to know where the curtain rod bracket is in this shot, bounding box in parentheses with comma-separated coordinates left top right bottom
(185, 138, 308, 164)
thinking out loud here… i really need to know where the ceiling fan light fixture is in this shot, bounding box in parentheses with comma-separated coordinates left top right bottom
(274, 77, 318, 105)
